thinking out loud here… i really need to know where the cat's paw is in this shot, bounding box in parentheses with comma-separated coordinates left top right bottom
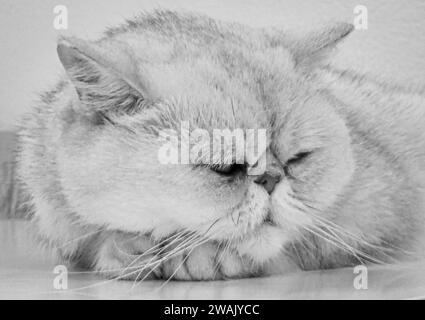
(159, 242, 260, 281)
(94, 233, 260, 281)
(94, 232, 159, 281)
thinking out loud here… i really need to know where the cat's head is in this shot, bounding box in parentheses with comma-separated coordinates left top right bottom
(56, 20, 354, 263)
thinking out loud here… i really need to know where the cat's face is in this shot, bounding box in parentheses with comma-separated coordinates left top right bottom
(57, 22, 354, 263)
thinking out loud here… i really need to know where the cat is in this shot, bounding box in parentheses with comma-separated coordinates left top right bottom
(17, 10, 425, 281)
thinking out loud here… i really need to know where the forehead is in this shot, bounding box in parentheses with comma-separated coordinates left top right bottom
(127, 41, 293, 131)
(114, 27, 296, 134)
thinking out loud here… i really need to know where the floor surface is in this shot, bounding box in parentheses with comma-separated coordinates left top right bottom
(1, 220, 424, 299)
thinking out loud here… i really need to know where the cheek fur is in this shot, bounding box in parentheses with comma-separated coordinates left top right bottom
(270, 182, 313, 231)
(204, 183, 270, 240)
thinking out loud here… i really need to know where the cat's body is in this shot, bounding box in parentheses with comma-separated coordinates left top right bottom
(17, 11, 425, 280)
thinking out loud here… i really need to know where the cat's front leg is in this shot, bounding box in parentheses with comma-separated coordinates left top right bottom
(93, 232, 159, 280)
(159, 242, 261, 280)
(94, 233, 260, 281)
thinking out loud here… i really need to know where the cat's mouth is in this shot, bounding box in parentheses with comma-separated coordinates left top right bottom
(262, 210, 276, 226)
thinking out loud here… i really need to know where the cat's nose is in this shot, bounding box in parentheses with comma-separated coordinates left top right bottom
(254, 171, 281, 194)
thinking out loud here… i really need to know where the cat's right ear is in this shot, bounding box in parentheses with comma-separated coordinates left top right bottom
(292, 23, 353, 68)
(272, 23, 354, 70)
(57, 36, 153, 118)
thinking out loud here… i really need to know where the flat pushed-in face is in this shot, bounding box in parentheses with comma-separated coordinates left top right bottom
(54, 12, 355, 264)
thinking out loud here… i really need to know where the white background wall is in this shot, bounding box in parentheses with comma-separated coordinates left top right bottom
(1, 0, 425, 131)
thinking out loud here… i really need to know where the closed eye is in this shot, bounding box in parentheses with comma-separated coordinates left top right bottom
(284, 151, 312, 176)
(287, 151, 312, 165)
(210, 163, 247, 176)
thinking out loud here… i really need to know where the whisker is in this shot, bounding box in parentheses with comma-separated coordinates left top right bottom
(301, 225, 363, 262)
(157, 236, 213, 288)
(133, 234, 208, 286)
(134, 223, 223, 285)
(311, 211, 414, 256)
(310, 223, 365, 264)
(57, 228, 104, 249)
(288, 192, 409, 264)
(307, 224, 388, 265)
(130, 232, 204, 285)
(213, 239, 232, 279)
(123, 230, 190, 276)
(312, 217, 399, 261)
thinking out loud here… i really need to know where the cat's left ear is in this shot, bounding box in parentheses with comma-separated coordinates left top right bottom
(57, 36, 154, 117)
(277, 23, 354, 69)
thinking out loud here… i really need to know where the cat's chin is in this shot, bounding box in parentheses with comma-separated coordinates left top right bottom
(233, 224, 288, 264)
